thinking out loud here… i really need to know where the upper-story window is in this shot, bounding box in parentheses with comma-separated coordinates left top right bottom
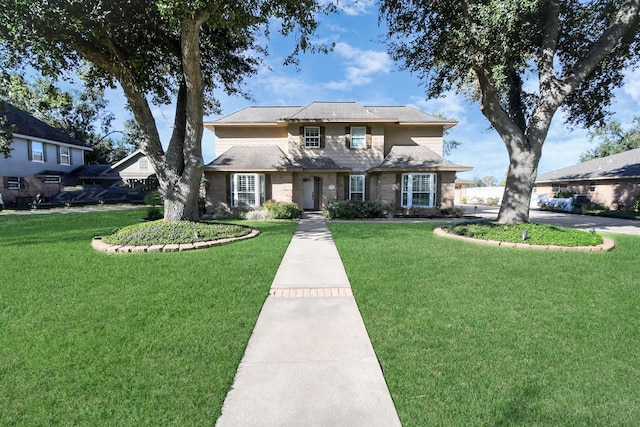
(30, 141, 44, 162)
(139, 158, 148, 170)
(350, 127, 366, 149)
(59, 146, 70, 165)
(304, 126, 321, 148)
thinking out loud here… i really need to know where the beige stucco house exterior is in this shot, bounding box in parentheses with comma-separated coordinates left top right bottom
(203, 102, 471, 212)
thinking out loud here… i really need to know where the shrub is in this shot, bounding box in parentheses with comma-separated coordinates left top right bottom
(144, 191, 163, 220)
(554, 190, 574, 198)
(323, 200, 384, 219)
(244, 208, 271, 220)
(263, 201, 303, 219)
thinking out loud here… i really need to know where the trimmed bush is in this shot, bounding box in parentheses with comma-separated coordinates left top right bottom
(323, 200, 384, 219)
(263, 201, 303, 219)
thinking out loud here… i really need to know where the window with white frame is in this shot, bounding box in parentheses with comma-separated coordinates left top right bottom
(589, 181, 596, 192)
(231, 173, 265, 207)
(401, 173, 436, 208)
(43, 175, 61, 183)
(350, 175, 365, 201)
(139, 158, 148, 170)
(350, 127, 366, 149)
(31, 141, 44, 162)
(6, 176, 21, 190)
(59, 146, 70, 165)
(304, 126, 321, 148)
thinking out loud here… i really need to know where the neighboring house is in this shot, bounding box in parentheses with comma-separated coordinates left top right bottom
(536, 148, 640, 209)
(0, 102, 91, 206)
(204, 102, 472, 212)
(107, 149, 157, 189)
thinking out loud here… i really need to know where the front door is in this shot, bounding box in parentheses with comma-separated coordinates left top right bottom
(303, 178, 314, 210)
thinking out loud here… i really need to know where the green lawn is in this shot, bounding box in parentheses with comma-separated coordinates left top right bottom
(329, 222, 640, 426)
(0, 209, 297, 426)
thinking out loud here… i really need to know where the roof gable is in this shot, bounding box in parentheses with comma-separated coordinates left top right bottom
(0, 101, 89, 148)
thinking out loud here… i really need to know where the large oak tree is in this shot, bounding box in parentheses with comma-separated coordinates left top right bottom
(0, 0, 327, 220)
(381, 0, 640, 223)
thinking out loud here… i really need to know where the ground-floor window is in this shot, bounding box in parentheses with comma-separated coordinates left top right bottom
(350, 175, 365, 201)
(231, 173, 265, 207)
(43, 175, 61, 183)
(5, 176, 21, 190)
(402, 173, 436, 208)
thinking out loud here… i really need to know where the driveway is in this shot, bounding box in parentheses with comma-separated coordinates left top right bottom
(463, 205, 640, 236)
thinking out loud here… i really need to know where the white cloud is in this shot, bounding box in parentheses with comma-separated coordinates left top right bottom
(336, 0, 376, 16)
(325, 42, 391, 90)
(623, 67, 640, 101)
(408, 93, 467, 122)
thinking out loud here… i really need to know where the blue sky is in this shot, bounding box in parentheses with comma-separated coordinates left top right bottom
(104, 1, 640, 182)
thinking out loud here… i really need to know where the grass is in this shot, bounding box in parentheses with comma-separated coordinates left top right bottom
(444, 221, 603, 246)
(0, 209, 297, 426)
(328, 222, 640, 426)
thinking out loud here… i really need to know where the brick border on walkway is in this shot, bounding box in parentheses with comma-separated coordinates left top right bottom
(269, 288, 353, 298)
(434, 227, 615, 252)
(91, 229, 260, 253)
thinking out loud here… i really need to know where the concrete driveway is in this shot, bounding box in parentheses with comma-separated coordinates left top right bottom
(464, 205, 640, 235)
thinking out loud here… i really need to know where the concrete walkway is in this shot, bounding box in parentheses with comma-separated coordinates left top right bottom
(216, 212, 401, 427)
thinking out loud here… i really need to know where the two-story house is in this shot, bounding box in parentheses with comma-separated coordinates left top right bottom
(203, 102, 471, 212)
(1, 102, 92, 206)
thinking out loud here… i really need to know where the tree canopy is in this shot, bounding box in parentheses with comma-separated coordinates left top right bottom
(580, 116, 640, 161)
(0, 0, 329, 220)
(381, 0, 640, 223)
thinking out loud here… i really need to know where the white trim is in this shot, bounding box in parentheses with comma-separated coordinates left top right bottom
(304, 126, 321, 148)
(350, 127, 366, 149)
(402, 173, 436, 208)
(231, 173, 265, 207)
(349, 174, 365, 201)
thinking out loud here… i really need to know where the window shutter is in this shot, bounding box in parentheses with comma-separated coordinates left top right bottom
(27, 141, 32, 160)
(396, 174, 402, 205)
(226, 174, 232, 205)
(56, 146, 61, 164)
(299, 126, 305, 148)
(320, 126, 326, 148)
(42, 143, 47, 162)
(366, 127, 372, 149)
(345, 126, 351, 148)
(3, 177, 8, 189)
(69, 149, 73, 165)
(265, 174, 272, 201)
(344, 175, 349, 200)
(365, 175, 371, 200)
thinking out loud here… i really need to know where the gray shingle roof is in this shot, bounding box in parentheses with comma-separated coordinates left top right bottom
(536, 148, 640, 182)
(205, 146, 300, 171)
(369, 146, 472, 172)
(291, 156, 349, 171)
(209, 102, 455, 127)
(0, 101, 89, 148)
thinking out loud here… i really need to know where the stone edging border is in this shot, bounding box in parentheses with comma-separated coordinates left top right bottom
(433, 227, 615, 252)
(91, 229, 260, 253)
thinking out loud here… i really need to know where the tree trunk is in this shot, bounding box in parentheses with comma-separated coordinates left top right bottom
(498, 141, 542, 224)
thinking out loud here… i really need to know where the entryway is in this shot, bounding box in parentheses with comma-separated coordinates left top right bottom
(303, 177, 322, 210)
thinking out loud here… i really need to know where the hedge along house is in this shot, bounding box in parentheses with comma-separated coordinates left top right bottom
(0, 102, 91, 206)
(535, 147, 640, 209)
(203, 102, 472, 212)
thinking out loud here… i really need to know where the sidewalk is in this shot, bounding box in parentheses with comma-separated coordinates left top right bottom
(216, 212, 401, 426)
